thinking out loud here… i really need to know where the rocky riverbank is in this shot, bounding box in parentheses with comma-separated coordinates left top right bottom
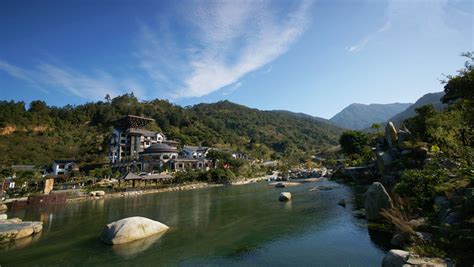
(67, 176, 269, 203)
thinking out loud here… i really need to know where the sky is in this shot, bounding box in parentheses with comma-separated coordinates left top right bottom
(0, 0, 472, 119)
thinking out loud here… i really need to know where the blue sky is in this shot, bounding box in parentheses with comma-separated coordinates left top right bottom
(0, 0, 472, 119)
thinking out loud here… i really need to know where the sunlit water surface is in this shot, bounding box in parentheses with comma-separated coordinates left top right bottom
(2, 180, 386, 266)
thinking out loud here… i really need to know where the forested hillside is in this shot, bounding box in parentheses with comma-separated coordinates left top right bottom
(0, 97, 343, 166)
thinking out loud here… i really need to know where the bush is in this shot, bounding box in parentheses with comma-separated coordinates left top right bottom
(395, 168, 448, 211)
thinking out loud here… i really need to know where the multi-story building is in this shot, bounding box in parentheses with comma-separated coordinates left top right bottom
(108, 115, 178, 163)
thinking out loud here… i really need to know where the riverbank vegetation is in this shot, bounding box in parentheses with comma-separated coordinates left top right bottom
(337, 53, 474, 265)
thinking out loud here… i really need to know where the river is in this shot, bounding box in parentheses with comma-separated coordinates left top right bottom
(1, 180, 386, 266)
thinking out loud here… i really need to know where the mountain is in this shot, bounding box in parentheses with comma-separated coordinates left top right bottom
(329, 103, 412, 130)
(270, 110, 332, 124)
(389, 92, 446, 126)
(0, 96, 343, 166)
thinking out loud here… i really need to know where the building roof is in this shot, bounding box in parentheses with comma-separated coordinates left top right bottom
(53, 160, 77, 164)
(173, 158, 207, 162)
(121, 172, 142, 180)
(141, 143, 178, 154)
(182, 146, 210, 153)
(141, 174, 173, 180)
(163, 139, 179, 145)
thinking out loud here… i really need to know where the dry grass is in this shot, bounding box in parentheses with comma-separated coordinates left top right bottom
(380, 207, 416, 236)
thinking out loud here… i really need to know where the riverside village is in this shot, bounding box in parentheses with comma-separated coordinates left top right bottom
(0, 1, 473, 266)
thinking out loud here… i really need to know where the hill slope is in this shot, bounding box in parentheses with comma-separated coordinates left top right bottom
(330, 103, 412, 130)
(0, 95, 343, 166)
(389, 92, 446, 125)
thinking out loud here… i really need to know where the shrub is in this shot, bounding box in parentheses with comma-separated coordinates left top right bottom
(395, 168, 448, 211)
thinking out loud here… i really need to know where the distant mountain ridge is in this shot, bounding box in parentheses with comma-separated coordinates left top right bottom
(329, 102, 412, 130)
(389, 92, 446, 126)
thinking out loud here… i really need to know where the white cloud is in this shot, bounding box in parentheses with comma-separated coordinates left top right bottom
(347, 0, 467, 54)
(138, 0, 313, 98)
(0, 60, 140, 101)
(2, 1, 313, 101)
(0, 60, 47, 92)
(222, 81, 242, 96)
(347, 21, 392, 53)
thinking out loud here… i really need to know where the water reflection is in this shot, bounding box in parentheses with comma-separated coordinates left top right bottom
(0, 231, 42, 251)
(112, 231, 166, 258)
(1, 182, 386, 266)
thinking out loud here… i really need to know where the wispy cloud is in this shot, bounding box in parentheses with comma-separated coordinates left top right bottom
(0, 60, 140, 101)
(2, 1, 313, 101)
(0, 60, 47, 92)
(347, 21, 391, 53)
(222, 81, 242, 96)
(138, 0, 313, 98)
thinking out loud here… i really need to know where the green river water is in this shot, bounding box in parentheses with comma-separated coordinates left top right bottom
(1, 180, 387, 266)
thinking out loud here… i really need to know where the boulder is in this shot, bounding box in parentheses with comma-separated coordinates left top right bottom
(364, 182, 394, 221)
(101, 216, 169, 245)
(0, 214, 7, 220)
(382, 249, 409, 267)
(90, 191, 106, 197)
(275, 182, 286, 188)
(279, 192, 291, 202)
(376, 151, 393, 174)
(408, 218, 426, 230)
(385, 122, 398, 147)
(382, 249, 448, 267)
(443, 211, 462, 226)
(390, 234, 407, 248)
(1, 218, 22, 224)
(337, 199, 346, 207)
(0, 221, 43, 243)
(397, 130, 412, 144)
(0, 204, 7, 212)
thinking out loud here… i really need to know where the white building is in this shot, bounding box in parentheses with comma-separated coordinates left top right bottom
(108, 115, 178, 163)
(181, 146, 211, 159)
(51, 160, 78, 176)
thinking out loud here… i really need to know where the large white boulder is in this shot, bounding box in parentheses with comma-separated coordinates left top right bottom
(0, 214, 7, 220)
(279, 192, 292, 202)
(101, 216, 169, 245)
(364, 182, 394, 221)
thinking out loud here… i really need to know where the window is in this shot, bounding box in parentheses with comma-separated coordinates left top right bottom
(58, 164, 65, 169)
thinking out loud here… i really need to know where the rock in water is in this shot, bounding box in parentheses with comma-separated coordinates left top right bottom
(279, 192, 292, 202)
(275, 182, 286, 188)
(0, 221, 43, 243)
(364, 182, 394, 221)
(101, 216, 169, 245)
(90, 191, 106, 197)
(382, 249, 448, 267)
(0, 214, 7, 220)
(337, 199, 346, 207)
(385, 121, 398, 147)
(382, 250, 410, 267)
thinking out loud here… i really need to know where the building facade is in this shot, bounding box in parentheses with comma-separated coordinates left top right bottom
(108, 115, 178, 163)
(51, 160, 78, 176)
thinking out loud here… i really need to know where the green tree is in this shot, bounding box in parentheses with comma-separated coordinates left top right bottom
(339, 131, 370, 155)
(404, 104, 437, 142)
